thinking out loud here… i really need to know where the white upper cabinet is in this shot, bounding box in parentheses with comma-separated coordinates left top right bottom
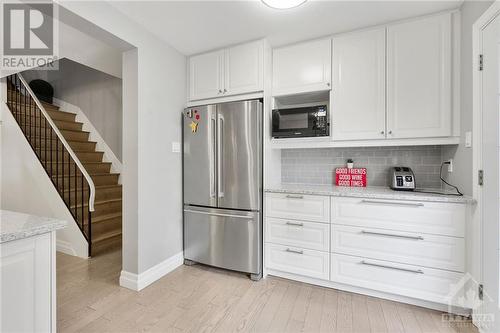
(189, 50, 224, 101)
(272, 39, 332, 96)
(387, 13, 452, 139)
(225, 41, 264, 96)
(332, 28, 386, 141)
(188, 41, 264, 101)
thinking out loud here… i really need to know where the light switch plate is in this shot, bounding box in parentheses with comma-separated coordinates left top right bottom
(465, 131, 472, 148)
(172, 142, 181, 153)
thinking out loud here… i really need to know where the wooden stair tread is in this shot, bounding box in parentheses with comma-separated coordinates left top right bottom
(92, 211, 122, 224)
(70, 197, 122, 209)
(92, 229, 121, 243)
(61, 184, 122, 192)
(29, 136, 90, 143)
(16, 115, 81, 125)
(53, 172, 118, 177)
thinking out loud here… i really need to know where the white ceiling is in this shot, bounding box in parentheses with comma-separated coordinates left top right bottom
(110, 0, 463, 56)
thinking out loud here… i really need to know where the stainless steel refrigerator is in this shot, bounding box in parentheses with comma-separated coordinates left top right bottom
(183, 100, 262, 280)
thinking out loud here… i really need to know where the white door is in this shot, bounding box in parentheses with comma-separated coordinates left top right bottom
(272, 39, 331, 96)
(224, 41, 264, 96)
(332, 28, 386, 141)
(387, 13, 452, 139)
(188, 50, 224, 101)
(478, 11, 500, 332)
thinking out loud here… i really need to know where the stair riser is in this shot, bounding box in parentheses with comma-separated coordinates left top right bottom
(11, 108, 75, 122)
(93, 201, 122, 218)
(61, 130, 90, 142)
(36, 141, 96, 152)
(92, 174, 119, 186)
(68, 200, 122, 220)
(42, 162, 111, 176)
(70, 187, 122, 202)
(91, 216, 122, 238)
(18, 119, 82, 131)
(9, 102, 60, 112)
(91, 234, 121, 257)
(84, 163, 112, 174)
(20, 128, 89, 142)
(53, 174, 117, 187)
(40, 151, 103, 162)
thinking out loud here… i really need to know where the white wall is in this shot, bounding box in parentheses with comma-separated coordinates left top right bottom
(58, 1, 186, 281)
(23, 59, 123, 161)
(59, 20, 122, 78)
(443, 0, 494, 195)
(0, 105, 88, 258)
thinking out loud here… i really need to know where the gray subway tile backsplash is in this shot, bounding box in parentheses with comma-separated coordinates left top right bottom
(281, 146, 444, 188)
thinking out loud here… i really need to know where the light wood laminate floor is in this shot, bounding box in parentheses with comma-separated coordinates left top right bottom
(57, 249, 478, 333)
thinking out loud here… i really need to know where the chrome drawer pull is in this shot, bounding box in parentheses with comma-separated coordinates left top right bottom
(285, 248, 304, 255)
(286, 221, 304, 227)
(361, 230, 424, 241)
(286, 195, 304, 199)
(361, 199, 424, 207)
(361, 261, 424, 274)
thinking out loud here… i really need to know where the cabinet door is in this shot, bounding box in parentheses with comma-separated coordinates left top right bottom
(225, 41, 264, 96)
(272, 39, 331, 96)
(1, 233, 53, 333)
(189, 50, 224, 101)
(387, 13, 452, 138)
(332, 28, 386, 140)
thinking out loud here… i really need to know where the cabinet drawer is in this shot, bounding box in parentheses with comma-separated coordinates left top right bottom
(331, 253, 463, 306)
(331, 197, 465, 237)
(266, 243, 329, 280)
(266, 193, 330, 223)
(331, 225, 464, 272)
(266, 218, 330, 252)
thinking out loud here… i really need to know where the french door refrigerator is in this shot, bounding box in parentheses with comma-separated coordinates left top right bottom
(183, 100, 262, 280)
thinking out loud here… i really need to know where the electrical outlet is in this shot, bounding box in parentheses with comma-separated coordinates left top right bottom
(465, 131, 472, 148)
(447, 159, 453, 173)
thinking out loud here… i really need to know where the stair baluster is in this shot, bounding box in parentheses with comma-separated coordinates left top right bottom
(6, 73, 96, 256)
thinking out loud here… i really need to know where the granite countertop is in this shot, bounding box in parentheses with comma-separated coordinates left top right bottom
(0, 210, 67, 243)
(265, 184, 475, 204)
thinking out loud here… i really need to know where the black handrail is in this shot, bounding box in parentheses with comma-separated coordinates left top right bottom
(6, 73, 92, 256)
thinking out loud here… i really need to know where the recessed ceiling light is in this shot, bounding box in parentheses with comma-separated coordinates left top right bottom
(262, 0, 307, 10)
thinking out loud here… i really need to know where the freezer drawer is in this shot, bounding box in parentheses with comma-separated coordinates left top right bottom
(183, 206, 261, 274)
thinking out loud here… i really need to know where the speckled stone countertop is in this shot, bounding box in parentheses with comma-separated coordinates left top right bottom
(0, 210, 67, 243)
(265, 184, 475, 204)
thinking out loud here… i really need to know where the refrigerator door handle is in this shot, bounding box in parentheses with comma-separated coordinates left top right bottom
(210, 115, 216, 198)
(217, 114, 225, 198)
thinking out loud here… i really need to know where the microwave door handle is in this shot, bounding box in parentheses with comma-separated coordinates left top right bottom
(217, 114, 224, 198)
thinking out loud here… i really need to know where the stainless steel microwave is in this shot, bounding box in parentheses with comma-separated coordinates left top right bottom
(272, 105, 329, 139)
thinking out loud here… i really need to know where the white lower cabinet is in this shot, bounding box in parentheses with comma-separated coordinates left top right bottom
(265, 192, 467, 309)
(330, 253, 463, 306)
(266, 217, 330, 252)
(1, 232, 55, 333)
(331, 224, 465, 272)
(266, 243, 330, 280)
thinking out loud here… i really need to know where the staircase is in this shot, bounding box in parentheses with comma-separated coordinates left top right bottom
(6, 73, 122, 256)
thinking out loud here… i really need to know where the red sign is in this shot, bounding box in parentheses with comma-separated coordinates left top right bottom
(335, 168, 367, 187)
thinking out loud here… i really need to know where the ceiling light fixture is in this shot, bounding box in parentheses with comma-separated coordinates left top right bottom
(261, 0, 307, 10)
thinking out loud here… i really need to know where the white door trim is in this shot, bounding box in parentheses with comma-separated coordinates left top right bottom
(472, 1, 500, 328)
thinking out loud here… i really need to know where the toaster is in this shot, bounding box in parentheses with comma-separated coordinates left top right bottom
(389, 167, 416, 191)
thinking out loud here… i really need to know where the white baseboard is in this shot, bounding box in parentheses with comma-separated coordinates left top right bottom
(57, 239, 80, 257)
(119, 251, 184, 291)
